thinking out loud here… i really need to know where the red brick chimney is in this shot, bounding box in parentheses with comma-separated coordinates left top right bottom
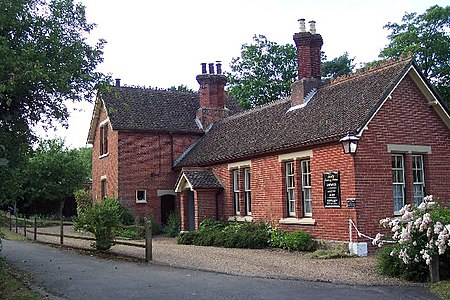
(196, 61, 228, 129)
(291, 19, 323, 107)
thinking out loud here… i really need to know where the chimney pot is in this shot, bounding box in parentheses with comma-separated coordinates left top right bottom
(298, 18, 306, 32)
(309, 20, 316, 34)
(208, 63, 215, 74)
(216, 61, 222, 75)
(115, 78, 121, 87)
(201, 63, 207, 74)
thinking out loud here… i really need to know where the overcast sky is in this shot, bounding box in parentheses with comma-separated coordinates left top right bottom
(38, 0, 448, 148)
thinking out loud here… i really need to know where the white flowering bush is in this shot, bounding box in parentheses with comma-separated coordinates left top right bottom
(374, 196, 450, 281)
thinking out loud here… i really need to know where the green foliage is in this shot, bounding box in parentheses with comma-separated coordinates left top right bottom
(0, 0, 108, 167)
(115, 227, 143, 239)
(23, 139, 87, 216)
(269, 228, 315, 252)
(116, 205, 135, 226)
(430, 280, 450, 300)
(380, 5, 450, 106)
(227, 34, 297, 109)
(74, 189, 92, 215)
(227, 34, 355, 109)
(72, 147, 92, 181)
(321, 52, 355, 80)
(166, 85, 195, 93)
(176, 220, 270, 249)
(377, 244, 428, 282)
(307, 244, 354, 259)
(163, 213, 181, 237)
(73, 197, 122, 251)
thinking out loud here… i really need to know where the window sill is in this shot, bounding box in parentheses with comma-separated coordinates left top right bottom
(136, 201, 147, 204)
(228, 216, 253, 222)
(99, 153, 109, 159)
(279, 217, 316, 226)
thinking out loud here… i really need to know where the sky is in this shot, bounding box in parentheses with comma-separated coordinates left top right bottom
(38, 0, 449, 149)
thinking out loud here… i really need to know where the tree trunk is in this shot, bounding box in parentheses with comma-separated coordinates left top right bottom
(59, 198, 65, 219)
(429, 255, 440, 283)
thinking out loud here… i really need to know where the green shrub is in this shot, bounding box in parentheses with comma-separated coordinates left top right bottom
(269, 228, 315, 252)
(163, 213, 181, 237)
(307, 244, 353, 259)
(73, 197, 122, 251)
(377, 244, 428, 282)
(177, 231, 198, 244)
(74, 189, 92, 215)
(115, 227, 143, 239)
(117, 204, 135, 226)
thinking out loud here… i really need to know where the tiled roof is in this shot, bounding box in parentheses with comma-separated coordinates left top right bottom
(183, 171, 223, 189)
(176, 58, 414, 167)
(101, 88, 242, 133)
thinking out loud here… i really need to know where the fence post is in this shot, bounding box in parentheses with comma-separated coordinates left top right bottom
(60, 217, 64, 245)
(429, 255, 440, 283)
(24, 215, 27, 237)
(15, 214, 18, 233)
(145, 220, 153, 262)
(33, 215, 37, 241)
(9, 213, 12, 231)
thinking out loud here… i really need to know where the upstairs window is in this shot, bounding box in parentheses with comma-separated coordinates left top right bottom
(392, 154, 405, 214)
(412, 155, 425, 206)
(244, 168, 251, 216)
(232, 169, 240, 215)
(285, 161, 295, 217)
(100, 123, 108, 156)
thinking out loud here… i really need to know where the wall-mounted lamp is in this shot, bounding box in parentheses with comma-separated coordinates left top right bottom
(340, 132, 360, 155)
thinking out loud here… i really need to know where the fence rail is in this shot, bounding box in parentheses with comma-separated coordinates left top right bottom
(2, 212, 152, 262)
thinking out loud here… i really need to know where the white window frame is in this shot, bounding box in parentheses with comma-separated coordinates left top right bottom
(286, 161, 295, 217)
(412, 155, 425, 206)
(136, 190, 147, 204)
(392, 154, 405, 214)
(232, 169, 240, 215)
(244, 167, 251, 216)
(301, 160, 312, 217)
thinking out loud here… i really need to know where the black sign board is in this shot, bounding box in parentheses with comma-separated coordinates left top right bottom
(323, 171, 341, 207)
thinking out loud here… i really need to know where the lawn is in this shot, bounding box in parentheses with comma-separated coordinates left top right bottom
(430, 281, 450, 300)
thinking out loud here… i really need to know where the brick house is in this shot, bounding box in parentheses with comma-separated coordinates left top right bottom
(88, 20, 450, 250)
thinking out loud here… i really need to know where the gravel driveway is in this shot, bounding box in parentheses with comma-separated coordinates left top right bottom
(17, 225, 412, 286)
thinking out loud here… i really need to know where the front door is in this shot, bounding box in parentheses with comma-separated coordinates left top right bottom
(187, 191, 195, 231)
(160, 195, 176, 225)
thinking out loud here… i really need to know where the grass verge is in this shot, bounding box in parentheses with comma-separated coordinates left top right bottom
(430, 281, 450, 300)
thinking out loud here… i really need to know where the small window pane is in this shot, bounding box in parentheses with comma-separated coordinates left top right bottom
(136, 190, 146, 203)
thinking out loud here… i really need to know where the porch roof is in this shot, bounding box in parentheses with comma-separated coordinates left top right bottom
(175, 170, 223, 192)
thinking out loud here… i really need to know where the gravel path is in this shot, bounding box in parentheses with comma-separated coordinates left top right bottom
(15, 225, 412, 286)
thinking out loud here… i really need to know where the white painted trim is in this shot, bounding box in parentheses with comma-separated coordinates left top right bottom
(99, 118, 110, 127)
(227, 160, 251, 170)
(228, 216, 253, 222)
(157, 190, 177, 197)
(279, 217, 316, 225)
(278, 150, 313, 162)
(100, 175, 107, 180)
(99, 153, 109, 159)
(387, 144, 431, 154)
(174, 173, 194, 192)
(136, 190, 147, 204)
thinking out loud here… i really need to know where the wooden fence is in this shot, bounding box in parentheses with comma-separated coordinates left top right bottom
(2, 213, 153, 262)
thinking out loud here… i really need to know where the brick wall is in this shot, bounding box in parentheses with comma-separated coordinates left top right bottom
(355, 74, 450, 240)
(117, 131, 200, 221)
(91, 106, 119, 202)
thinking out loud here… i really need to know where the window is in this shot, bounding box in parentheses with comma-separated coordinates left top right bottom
(412, 155, 425, 206)
(100, 123, 108, 156)
(244, 168, 251, 216)
(392, 154, 405, 214)
(232, 169, 240, 215)
(286, 161, 295, 217)
(136, 190, 147, 203)
(101, 178, 107, 199)
(301, 160, 312, 217)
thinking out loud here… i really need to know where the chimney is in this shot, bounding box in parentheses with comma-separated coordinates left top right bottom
(291, 19, 323, 106)
(196, 62, 228, 129)
(115, 78, 121, 87)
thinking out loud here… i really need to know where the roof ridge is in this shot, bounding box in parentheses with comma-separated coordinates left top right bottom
(327, 54, 413, 87)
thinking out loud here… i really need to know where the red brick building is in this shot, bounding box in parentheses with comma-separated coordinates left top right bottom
(88, 20, 450, 252)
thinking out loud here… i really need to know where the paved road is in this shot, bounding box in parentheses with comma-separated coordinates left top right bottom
(1, 240, 438, 300)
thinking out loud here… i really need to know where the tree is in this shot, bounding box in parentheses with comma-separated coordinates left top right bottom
(0, 0, 107, 168)
(23, 139, 88, 216)
(73, 146, 92, 181)
(321, 52, 355, 80)
(380, 5, 450, 106)
(227, 35, 355, 109)
(167, 85, 195, 93)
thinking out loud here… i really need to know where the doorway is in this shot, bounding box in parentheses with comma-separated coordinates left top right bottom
(160, 195, 175, 225)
